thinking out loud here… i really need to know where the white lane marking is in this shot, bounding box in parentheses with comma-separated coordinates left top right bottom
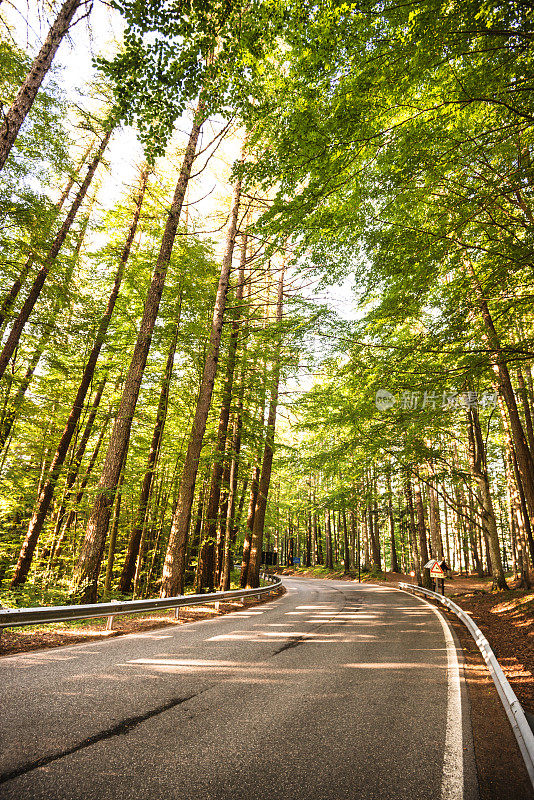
(436, 608, 464, 800)
(399, 589, 464, 800)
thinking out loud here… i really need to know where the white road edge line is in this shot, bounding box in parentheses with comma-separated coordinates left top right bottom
(436, 604, 464, 800)
(398, 589, 464, 800)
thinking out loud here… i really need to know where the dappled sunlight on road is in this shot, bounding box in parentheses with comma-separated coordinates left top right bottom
(121, 657, 328, 674)
(205, 631, 375, 643)
(117, 654, 442, 676)
(0, 581, 467, 800)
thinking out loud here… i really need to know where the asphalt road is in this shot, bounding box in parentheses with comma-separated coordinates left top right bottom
(0, 578, 480, 800)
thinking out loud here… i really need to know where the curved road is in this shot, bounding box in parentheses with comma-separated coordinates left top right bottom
(0, 578, 479, 799)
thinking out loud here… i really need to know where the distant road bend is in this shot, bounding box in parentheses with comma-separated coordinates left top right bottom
(1, 578, 484, 799)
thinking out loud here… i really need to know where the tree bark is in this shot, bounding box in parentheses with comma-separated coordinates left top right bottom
(342, 506, 350, 573)
(161, 169, 241, 598)
(466, 406, 508, 589)
(103, 448, 128, 598)
(119, 310, 181, 594)
(368, 494, 382, 571)
(505, 452, 531, 588)
(51, 375, 108, 539)
(404, 475, 422, 585)
(387, 468, 398, 572)
(497, 395, 534, 563)
(52, 405, 112, 566)
(198, 231, 246, 590)
(468, 262, 534, 529)
(0, 128, 112, 382)
(325, 510, 333, 568)
(413, 474, 432, 587)
(72, 117, 201, 600)
(245, 264, 284, 589)
(428, 471, 444, 561)
(10, 171, 147, 587)
(240, 463, 260, 586)
(0, 0, 88, 171)
(220, 408, 243, 591)
(516, 367, 534, 458)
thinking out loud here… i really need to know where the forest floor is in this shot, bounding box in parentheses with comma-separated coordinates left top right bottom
(0, 588, 286, 657)
(279, 564, 534, 714)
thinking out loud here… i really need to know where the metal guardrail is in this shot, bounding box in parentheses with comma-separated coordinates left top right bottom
(399, 581, 534, 787)
(0, 573, 282, 631)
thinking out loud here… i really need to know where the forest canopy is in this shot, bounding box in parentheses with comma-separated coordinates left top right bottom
(0, 0, 533, 608)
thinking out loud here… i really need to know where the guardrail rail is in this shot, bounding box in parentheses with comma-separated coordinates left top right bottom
(0, 573, 282, 631)
(399, 581, 534, 787)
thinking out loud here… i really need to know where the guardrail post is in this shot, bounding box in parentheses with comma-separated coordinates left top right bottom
(106, 599, 119, 631)
(215, 600, 220, 612)
(0, 576, 282, 632)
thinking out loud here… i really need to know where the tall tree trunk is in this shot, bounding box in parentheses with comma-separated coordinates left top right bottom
(313, 508, 320, 566)
(428, 470, 444, 561)
(0, 128, 112, 382)
(0, 144, 93, 334)
(233, 474, 248, 547)
(505, 452, 531, 588)
(466, 406, 508, 589)
(362, 508, 370, 570)
(55, 407, 112, 560)
(72, 117, 201, 601)
(119, 309, 181, 594)
(368, 489, 382, 571)
(51, 375, 108, 543)
(161, 169, 241, 598)
(342, 506, 350, 573)
(308, 508, 314, 566)
(198, 231, 246, 590)
(245, 264, 284, 589)
(220, 408, 243, 591)
(0, 0, 88, 171)
(325, 510, 333, 568)
(511, 446, 534, 565)
(316, 514, 324, 566)
(468, 262, 534, 528)
(240, 463, 260, 586)
(103, 448, 128, 598)
(452, 443, 483, 576)
(516, 367, 534, 460)
(387, 468, 398, 572)
(413, 474, 432, 587)
(404, 475, 422, 585)
(190, 472, 208, 588)
(10, 172, 147, 587)
(497, 396, 534, 563)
